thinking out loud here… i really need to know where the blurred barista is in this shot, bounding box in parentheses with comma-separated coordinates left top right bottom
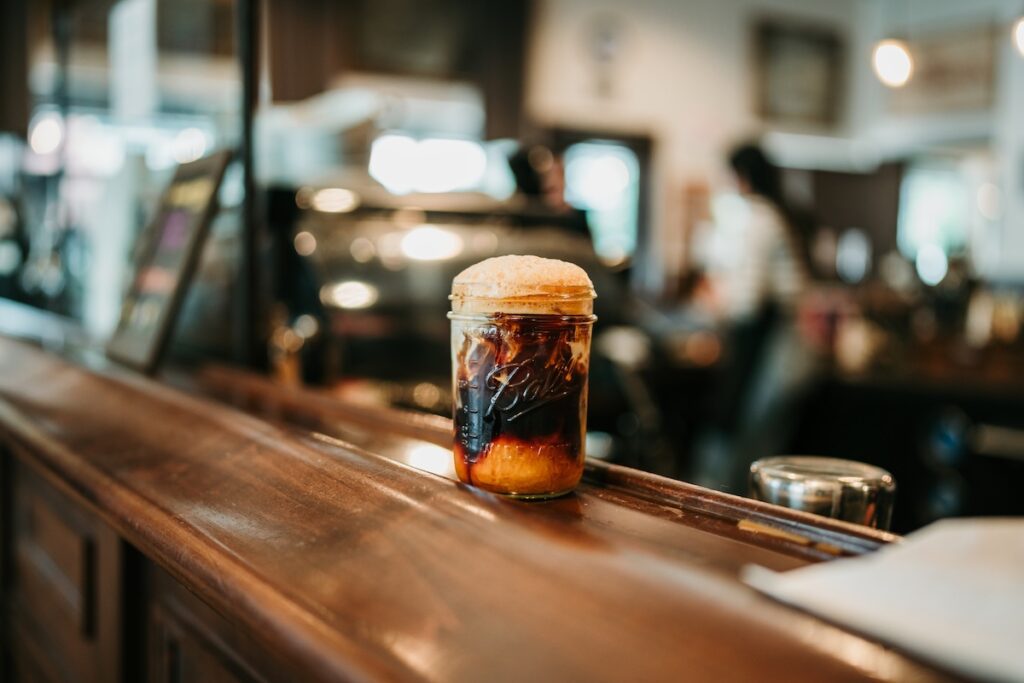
(693, 143, 818, 492)
(507, 144, 591, 241)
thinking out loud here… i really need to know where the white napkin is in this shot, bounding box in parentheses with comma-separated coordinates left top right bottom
(744, 518, 1024, 683)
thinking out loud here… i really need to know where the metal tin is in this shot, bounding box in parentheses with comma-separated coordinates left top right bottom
(749, 456, 896, 530)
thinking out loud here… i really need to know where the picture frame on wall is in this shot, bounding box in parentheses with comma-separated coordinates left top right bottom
(888, 24, 997, 115)
(752, 18, 845, 128)
(106, 150, 232, 375)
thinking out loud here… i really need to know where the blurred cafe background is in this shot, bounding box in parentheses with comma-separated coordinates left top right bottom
(2, 0, 1024, 533)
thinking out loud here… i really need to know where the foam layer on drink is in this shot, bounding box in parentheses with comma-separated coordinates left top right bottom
(451, 255, 595, 315)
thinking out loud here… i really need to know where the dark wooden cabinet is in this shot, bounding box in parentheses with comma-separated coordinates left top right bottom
(0, 449, 289, 683)
(149, 599, 254, 683)
(3, 451, 122, 683)
(147, 567, 291, 683)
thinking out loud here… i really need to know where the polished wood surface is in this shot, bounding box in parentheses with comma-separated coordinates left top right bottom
(196, 363, 897, 561)
(0, 336, 957, 681)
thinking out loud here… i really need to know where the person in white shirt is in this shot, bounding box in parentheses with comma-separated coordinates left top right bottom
(693, 143, 818, 492)
(699, 145, 808, 319)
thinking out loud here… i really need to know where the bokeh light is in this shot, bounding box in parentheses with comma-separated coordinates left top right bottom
(319, 281, 379, 309)
(916, 244, 949, 286)
(399, 225, 464, 261)
(172, 127, 208, 164)
(872, 40, 913, 88)
(369, 135, 487, 195)
(310, 188, 360, 213)
(29, 113, 64, 155)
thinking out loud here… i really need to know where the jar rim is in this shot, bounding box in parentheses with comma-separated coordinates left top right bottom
(449, 282, 597, 301)
(447, 311, 597, 323)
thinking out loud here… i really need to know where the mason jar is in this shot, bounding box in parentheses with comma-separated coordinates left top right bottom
(449, 281, 596, 499)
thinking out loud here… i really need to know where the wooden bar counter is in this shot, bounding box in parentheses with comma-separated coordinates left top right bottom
(0, 321, 960, 681)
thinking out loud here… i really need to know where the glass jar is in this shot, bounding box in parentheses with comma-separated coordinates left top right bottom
(449, 285, 595, 498)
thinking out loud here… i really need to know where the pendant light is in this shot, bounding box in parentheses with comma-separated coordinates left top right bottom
(1014, 15, 1024, 57)
(873, 0, 914, 88)
(873, 40, 914, 87)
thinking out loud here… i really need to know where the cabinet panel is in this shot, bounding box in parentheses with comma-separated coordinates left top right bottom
(147, 567, 294, 683)
(10, 619, 64, 682)
(1, 446, 294, 683)
(4, 451, 122, 683)
(149, 602, 252, 683)
(15, 492, 95, 637)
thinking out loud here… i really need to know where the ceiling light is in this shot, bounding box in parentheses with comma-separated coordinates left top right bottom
(872, 40, 913, 88)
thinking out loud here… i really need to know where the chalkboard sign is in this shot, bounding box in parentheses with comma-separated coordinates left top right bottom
(107, 150, 232, 374)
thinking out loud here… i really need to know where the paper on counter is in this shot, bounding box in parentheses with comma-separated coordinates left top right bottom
(744, 518, 1024, 683)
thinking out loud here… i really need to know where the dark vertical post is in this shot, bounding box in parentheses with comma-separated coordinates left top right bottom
(236, 0, 262, 368)
(0, 0, 28, 138)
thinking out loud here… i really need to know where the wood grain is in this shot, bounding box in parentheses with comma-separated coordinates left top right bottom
(196, 363, 897, 561)
(0, 337, 958, 682)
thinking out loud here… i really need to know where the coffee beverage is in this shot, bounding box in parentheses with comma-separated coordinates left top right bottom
(449, 255, 596, 498)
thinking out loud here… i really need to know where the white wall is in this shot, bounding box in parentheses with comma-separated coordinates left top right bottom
(525, 0, 862, 290)
(990, 10, 1024, 282)
(525, 0, 1024, 287)
(856, 0, 1024, 281)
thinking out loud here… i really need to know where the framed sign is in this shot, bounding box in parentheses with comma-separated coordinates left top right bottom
(107, 150, 231, 374)
(752, 18, 845, 128)
(888, 25, 996, 115)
